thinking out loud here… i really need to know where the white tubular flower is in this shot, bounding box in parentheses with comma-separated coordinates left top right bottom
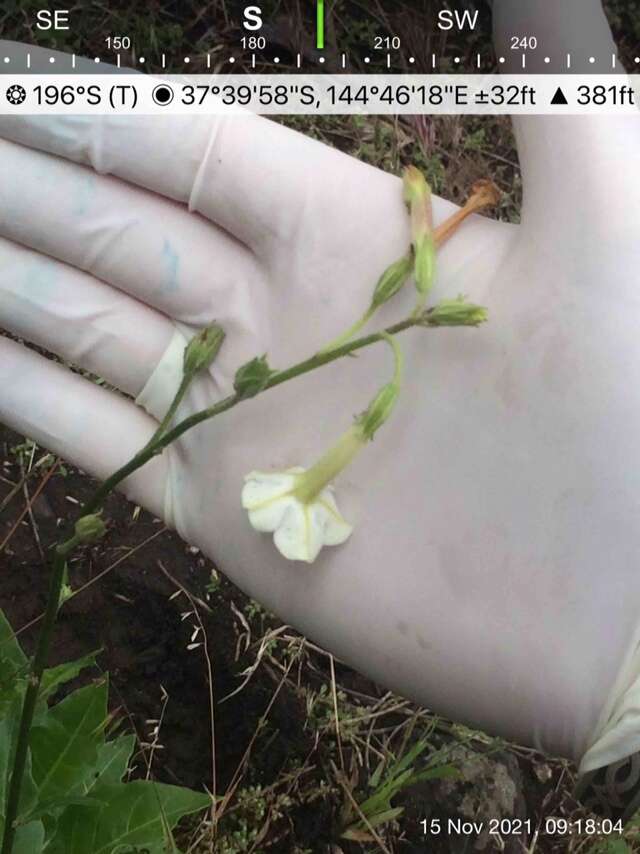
(241, 333, 404, 565)
(242, 467, 353, 563)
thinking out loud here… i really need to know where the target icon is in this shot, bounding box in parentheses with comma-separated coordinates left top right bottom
(6, 84, 26, 105)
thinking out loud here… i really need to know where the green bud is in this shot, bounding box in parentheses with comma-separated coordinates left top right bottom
(74, 513, 106, 544)
(371, 254, 413, 309)
(357, 382, 399, 441)
(356, 332, 403, 441)
(402, 166, 436, 305)
(183, 323, 225, 376)
(414, 234, 436, 298)
(403, 165, 430, 208)
(233, 355, 274, 399)
(60, 583, 74, 606)
(426, 296, 488, 327)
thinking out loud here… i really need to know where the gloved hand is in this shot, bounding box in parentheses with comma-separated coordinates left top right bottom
(1, 0, 639, 781)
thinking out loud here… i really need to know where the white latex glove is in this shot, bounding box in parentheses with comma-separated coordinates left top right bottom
(1, 0, 639, 780)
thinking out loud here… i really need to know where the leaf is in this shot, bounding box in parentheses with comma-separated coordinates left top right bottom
(358, 767, 413, 817)
(368, 757, 385, 790)
(597, 841, 631, 854)
(365, 806, 405, 829)
(30, 680, 108, 801)
(0, 700, 40, 820)
(342, 806, 405, 839)
(409, 763, 460, 785)
(48, 780, 210, 854)
(0, 611, 28, 716)
(39, 651, 100, 701)
(0, 816, 45, 854)
(0, 610, 27, 673)
(21, 795, 104, 822)
(386, 737, 430, 780)
(86, 735, 136, 790)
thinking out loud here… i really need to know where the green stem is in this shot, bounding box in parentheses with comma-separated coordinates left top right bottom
(292, 426, 364, 505)
(145, 374, 192, 447)
(83, 313, 425, 518)
(0, 537, 77, 854)
(381, 332, 403, 387)
(269, 314, 419, 391)
(411, 294, 428, 319)
(317, 306, 376, 356)
(0, 310, 431, 854)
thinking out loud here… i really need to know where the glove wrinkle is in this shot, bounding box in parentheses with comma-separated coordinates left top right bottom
(580, 625, 640, 774)
(188, 119, 222, 219)
(135, 323, 195, 420)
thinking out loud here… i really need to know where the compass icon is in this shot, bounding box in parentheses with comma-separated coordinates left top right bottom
(6, 84, 26, 105)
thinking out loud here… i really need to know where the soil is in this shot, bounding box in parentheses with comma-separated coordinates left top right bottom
(0, 424, 590, 853)
(1, 3, 635, 847)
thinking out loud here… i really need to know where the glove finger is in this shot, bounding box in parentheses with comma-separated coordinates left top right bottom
(0, 335, 168, 517)
(493, 0, 640, 239)
(0, 236, 174, 400)
(0, 109, 396, 254)
(0, 138, 259, 325)
(493, 0, 619, 74)
(0, 46, 448, 254)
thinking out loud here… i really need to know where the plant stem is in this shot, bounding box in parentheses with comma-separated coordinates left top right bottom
(0, 307, 449, 854)
(0, 538, 77, 854)
(292, 426, 364, 505)
(145, 374, 192, 447)
(1, 174, 497, 853)
(317, 306, 376, 355)
(83, 313, 425, 518)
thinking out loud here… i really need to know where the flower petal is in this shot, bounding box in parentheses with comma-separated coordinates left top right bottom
(248, 494, 297, 533)
(316, 489, 354, 546)
(241, 469, 300, 511)
(274, 502, 323, 563)
(242, 468, 352, 563)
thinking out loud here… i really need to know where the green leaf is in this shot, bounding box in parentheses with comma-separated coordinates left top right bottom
(0, 610, 27, 672)
(0, 816, 45, 854)
(39, 652, 100, 701)
(21, 795, 104, 822)
(48, 780, 210, 854)
(365, 806, 405, 829)
(387, 737, 430, 779)
(30, 680, 108, 801)
(596, 841, 631, 854)
(358, 767, 413, 816)
(368, 757, 385, 790)
(87, 735, 136, 790)
(342, 805, 405, 839)
(409, 763, 460, 785)
(0, 701, 40, 820)
(0, 610, 28, 716)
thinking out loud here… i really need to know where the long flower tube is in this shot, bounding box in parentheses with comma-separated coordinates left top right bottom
(242, 334, 403, 563)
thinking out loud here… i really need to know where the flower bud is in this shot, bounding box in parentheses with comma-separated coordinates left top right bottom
(434, 180, 501, 248)
(74, 513, 106, 544)
(183, 324, 225, 376)
(403, 166, 433, 236)
(371, 254, 413, 309)
(403, 166, 435, 304)
(357, 382, 400, 441)
(426, 296, 488, 327)
(234, 355, 274, 399)
(403, 165, 430, 209)
(469, 179, 502, 210)
(414, 234, 436, 299)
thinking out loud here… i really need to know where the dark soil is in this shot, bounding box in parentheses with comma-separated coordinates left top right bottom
(0, 425, 596, 852)
(1, 1, 637, 848)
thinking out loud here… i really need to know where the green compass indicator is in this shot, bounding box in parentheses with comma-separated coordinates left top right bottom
(316, 0, 324, 50)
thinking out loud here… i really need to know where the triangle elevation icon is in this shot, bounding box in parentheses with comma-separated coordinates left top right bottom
(551, 87, 568, 105)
